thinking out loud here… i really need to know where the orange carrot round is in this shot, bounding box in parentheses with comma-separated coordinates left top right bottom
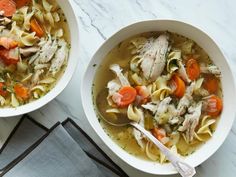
(206, 95, 223, 117)
(14, 83, 29, 100)
(0, 82, 7, 97)
(203, 75, 219, 94)
(186, 58, 200, 81)
(117, 86, 137, 107)
(30, 19, 44, 38)
(171, 75, 186, 98)
(0, 0, 16, 17)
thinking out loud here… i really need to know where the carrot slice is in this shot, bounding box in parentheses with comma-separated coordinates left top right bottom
(14, 83, 29, 100)
(206, 95, 223, 117)
(14, 0, 31, 8)
(0, 48, 19, 65)
(186, 58, 200, 81)
(117, 86, 137, 107)
(151, 127, 166, 141)
(203, 75, 219, 94)
(30, 19, 44, 38)
(0, 82, 7, 97)
(0, 37, 18, 49)
(0, 0, 16, 17)
(171, 75, 186, 98)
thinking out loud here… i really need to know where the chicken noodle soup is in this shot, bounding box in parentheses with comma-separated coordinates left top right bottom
(93, 32, 223, 163)
(0, 0, 70, 107)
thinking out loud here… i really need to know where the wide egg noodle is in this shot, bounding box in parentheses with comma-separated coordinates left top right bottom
(166, 50, 181, 73)
(145, 141, 160, 161)
(151, 75, 171, 101)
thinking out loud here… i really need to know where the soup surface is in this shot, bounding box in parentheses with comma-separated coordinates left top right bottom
(94, 31, 223, 163)
(0, 0, 70, 107)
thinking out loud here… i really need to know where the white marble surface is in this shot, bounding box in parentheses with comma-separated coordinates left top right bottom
(1, 0, 236, 176)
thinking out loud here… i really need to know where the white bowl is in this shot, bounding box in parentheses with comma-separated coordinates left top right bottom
(81, 20, 236, 175)
(0, 0, 79, 117)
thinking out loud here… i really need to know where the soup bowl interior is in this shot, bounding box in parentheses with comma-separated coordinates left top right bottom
(0, 0, 79, 117)
(81, 20, 236, 175)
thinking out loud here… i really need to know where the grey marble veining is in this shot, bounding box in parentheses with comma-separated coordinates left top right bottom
(0, 0, 236, 176)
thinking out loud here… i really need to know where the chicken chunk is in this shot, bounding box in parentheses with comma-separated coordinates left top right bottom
(178, 61, 191, 83)
(49, 39, 69, 76)
(154, 97, 172, 123)
(109, 64, 130, 86)
(107, 78, 121, 96)
(200, 63, 221, 77)
(156, 97, 172, 116)
(20, 47, 40, 57)
(31, 69, 44, 85)
(178, 102, 202, 143)
(140, 34, 169, 82)
(38, 37, 58, 64)
(177, 82, 195, 115)
(142, 102, 159, 114)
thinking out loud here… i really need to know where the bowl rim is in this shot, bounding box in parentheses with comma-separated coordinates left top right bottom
(0, 0, 80, 118)
(81, 19, 236, 175)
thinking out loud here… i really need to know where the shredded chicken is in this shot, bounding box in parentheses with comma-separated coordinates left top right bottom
(31, 69, 44, 85)
(109, 64, 130, 86)
(20, 47, 40, 57)
(178, 102, 202, 142)
(49, 39, 68, 76)
(168, 104, 178, 116)
(154, 97, 172, 122)
(107, 78, 121, 96)
(168, 116, 180, 125)
(142, 102, 159, 114)
(34, 63, 50, 70)
(38, 37, 58, 64)
(140, 34, 169, 82)
(28, 51, 40, 64)
(177, 82, 195, 115)
(167, 104, 180, 125)
(156, 97, 172, 115)
(200, 63, 221, 77)
(178, 61, 191, 83)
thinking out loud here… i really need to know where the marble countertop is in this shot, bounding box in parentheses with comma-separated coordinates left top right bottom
(1, 0, 236, 176)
